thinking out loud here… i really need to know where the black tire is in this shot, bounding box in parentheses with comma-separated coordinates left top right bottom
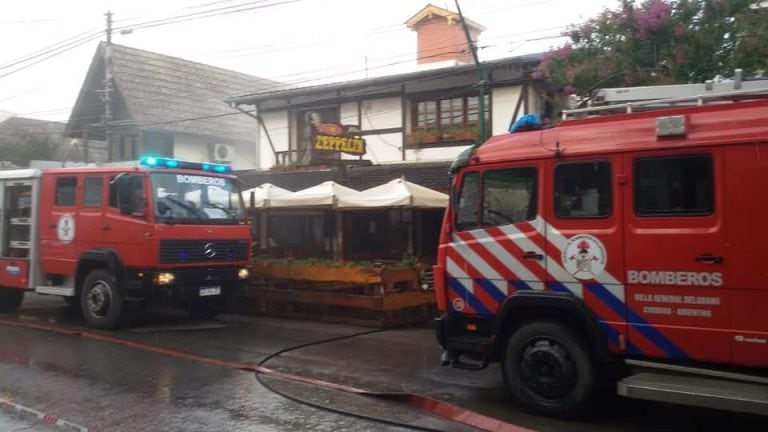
(80, 269, 125, 329)
(0, 287, 24, 313)
(501, 320, 596, 418)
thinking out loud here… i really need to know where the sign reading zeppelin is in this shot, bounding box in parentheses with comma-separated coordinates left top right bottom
(314, 133, 366, 156)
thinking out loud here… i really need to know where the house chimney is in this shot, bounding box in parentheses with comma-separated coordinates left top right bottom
(405, 4, 485, 67)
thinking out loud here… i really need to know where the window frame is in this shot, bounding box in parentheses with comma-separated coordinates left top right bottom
(54, 176, 77, 207)
(481, 167, 538, 227)
(411, 93, 489, 135)
(553, 160, 613, 219)
(633, 153, 715, 217)
(83, 176, 104, 208)
(454, 171, 480, 232)
(453, 166, 539, 231)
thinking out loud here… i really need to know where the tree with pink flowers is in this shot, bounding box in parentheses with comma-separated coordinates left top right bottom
(534, 0, 768, 104)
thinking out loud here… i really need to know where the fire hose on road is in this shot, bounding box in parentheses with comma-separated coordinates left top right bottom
(0, 319, 532, 432)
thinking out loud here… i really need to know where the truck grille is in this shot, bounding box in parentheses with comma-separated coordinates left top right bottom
(159, 239, 248, 264)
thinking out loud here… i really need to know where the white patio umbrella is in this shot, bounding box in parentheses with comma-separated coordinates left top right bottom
(339, 177, 448, 209)
(269, 181, 363, 208)
(242, 183, 292, 208)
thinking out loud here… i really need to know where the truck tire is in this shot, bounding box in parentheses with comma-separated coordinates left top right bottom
(0, 287, 24, 313)
(501, 320, 596, 418)
(80, 269, 125, 329)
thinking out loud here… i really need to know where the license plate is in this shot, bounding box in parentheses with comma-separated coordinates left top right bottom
(199, 286, 221, 296)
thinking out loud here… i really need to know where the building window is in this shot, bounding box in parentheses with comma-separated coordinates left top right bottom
(412, 94, 489, 135)
(634, 154, 714, 216)
(554, 161, 612, 218)
(482, 168, 537, 226)
(83, 176, 104, 208)
(55, 177, 77, 207)
(119, 136, 138, 160)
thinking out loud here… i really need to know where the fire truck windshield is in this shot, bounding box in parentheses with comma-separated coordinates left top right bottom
(149, 172, 245, 224)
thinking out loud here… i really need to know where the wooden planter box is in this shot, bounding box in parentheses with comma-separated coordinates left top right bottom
(241, 260, 435, 327)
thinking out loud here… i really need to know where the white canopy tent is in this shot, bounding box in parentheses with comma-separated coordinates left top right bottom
(269, 181, 363, 208)
(242, 183, 292, 208)
(339, 177, 448, 209)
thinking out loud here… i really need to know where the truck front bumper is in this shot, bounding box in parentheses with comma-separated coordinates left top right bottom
(124, 265, 249, 303)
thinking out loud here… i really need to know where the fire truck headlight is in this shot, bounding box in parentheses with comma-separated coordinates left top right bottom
(237, 268, 249, 280)
(154, 272, 176, 285)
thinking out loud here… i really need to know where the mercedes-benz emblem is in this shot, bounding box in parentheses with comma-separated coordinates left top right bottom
(203, 242, 217, 258)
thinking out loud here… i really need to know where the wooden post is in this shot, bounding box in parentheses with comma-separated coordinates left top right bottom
(335, 211, 344, 261)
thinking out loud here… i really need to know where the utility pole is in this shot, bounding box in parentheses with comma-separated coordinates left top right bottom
(103, 11, 114, 161)
(454, 0, 487, 145)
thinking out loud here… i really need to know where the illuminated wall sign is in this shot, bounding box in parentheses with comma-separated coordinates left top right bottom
(314, 133, 366, 156)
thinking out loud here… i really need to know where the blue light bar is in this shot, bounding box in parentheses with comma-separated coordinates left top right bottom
(139, 156, 231, 173)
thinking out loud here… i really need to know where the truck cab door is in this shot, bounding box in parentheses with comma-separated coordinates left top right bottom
(545, 158, 628, 353)
(102, 174, 152, 268)
(623, 150, 729, 363)
(444, 164, 545, 318)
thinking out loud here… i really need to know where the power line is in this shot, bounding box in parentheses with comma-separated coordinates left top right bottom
(0, 28, 102, 72)
(114, 0, 301, 33)
(0, 34, 100, 80)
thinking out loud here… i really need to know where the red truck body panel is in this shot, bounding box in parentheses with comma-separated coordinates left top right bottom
(435, 99, 768, 368)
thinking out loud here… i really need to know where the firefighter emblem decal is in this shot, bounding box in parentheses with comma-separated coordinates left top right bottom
(562, 234, 606, 280)
(57, 214, 76, 244)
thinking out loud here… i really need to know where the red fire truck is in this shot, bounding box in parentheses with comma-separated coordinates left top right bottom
(0, 156, 251, 329)
(434, 89, 768, 417)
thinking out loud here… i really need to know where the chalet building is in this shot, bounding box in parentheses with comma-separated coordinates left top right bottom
(65, 43, 277, 169)
(228, 3, 546, 184)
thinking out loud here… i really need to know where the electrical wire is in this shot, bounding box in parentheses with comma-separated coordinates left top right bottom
(254, 327, 447, 432)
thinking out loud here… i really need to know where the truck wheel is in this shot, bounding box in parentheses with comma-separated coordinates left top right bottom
(80, 269, 125, 329)
(501, 320, 596, 418)
(0, 287, 24, 313)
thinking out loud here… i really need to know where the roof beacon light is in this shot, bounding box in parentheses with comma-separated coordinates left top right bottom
(139, 156, 232, 173)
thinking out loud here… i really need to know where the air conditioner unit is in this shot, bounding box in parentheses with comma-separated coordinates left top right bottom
(211, 143, 235, 162)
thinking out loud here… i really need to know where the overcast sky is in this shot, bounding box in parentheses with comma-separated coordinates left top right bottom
(0, 0, 617, 122)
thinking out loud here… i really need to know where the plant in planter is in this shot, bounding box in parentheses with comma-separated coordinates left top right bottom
(405, 131, 423, 146)
(440, 127, 458, 141)
(455, 125, 480, 141)
(420, 130, 440, 143)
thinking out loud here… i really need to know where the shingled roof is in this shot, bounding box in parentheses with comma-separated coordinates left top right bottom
(67, 42, 278, 142)
(0, 116, 65, 137)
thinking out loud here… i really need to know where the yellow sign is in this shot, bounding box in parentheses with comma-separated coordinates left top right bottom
(314, 133, 366, 156)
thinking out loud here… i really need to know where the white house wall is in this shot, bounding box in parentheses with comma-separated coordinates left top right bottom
(405, 146, 470, 162)
(257, 111, 289, 169)
(174, 134, 209, 164)
(253, 83, 534, 168)
(174, 133, 257, 170)
(341, 97, 403, 163)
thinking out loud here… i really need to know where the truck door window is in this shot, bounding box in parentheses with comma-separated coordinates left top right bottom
(482, 168, 537, 226)
(554, 161, 612, 218)
(634, 154, 713, 216)
(83, 176, 104, 208)
(55, 177, 77, 207)
(455, 172, 480, 231)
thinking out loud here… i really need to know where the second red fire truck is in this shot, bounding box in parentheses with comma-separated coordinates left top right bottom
(0, 156, 251, 329)
(434, 88, 768, 417)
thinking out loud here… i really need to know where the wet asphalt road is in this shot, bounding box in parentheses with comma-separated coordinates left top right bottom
(1, 293, 766, 432)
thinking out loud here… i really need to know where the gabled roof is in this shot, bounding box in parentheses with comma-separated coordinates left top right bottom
(67, 42, 279, 141)
(405, 4, 485, 31)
